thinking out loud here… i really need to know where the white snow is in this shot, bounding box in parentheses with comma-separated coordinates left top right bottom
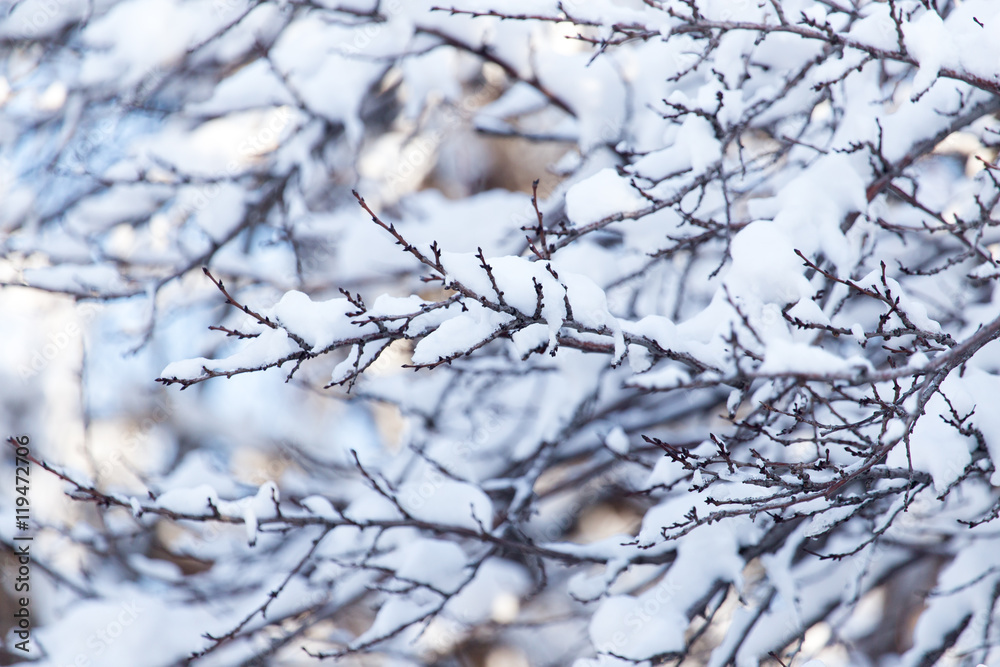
(396, 477, 493, 532)
(605, 426, 629, 455)
(588, 592, 687, 659)
(214, 481, 280, 546)
(856, 270, 942, 333)
(787, 298, 831, 328)
(373, 538, 469, 593)
(23, 264, 127, 294)
(567, 571, 609, 602)
(301, 495, 339, 520)
(33, 587, 220, 667)
(80, 0, 218, 87)
(445, 557, 531, 624)
(154, 483, 219, 515)
(153, 480, 278, 544)
(271, 290, 374, 351)
(758, 341, 871, 376)
(850, 322, 866, 346)
(628, 115, 721, 180)
(903, 11, 957, 96)
(0, 0, 89, 39)
(159, 327, 300, 381)
(887, 369, 1000, 490)
(511, 323, 550, 358)
(351, 596, 437, 649)
(727, 389, 742, 416)
(187, 59, 297, 115)
(410, 303, 513, 366)
(848, 3, 898, 51)
(142, 107, 298, 176)
(475, 82, 548, 124)
(900, 537, 1000, 667)
(534, 52, 627, 151)
(725, 221, 814, 305)
(628, 364, 690, 391)
(11, 1, 1000, 664)
(565, 168, 647, 227)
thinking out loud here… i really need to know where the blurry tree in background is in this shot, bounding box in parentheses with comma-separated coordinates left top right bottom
(2, 0, 1000, 665)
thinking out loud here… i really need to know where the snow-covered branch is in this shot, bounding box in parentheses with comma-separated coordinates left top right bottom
(5, 1, 1000, 665)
